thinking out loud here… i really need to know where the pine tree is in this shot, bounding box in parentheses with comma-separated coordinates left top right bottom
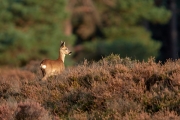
(0, 0, 74, 66)
(70, 0, 171, 61)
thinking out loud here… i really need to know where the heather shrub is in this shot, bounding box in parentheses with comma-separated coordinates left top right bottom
(22, 60, 42, 75)
(0, 101, 51, 120)
(16, 101, 51, 120)
(1, 54, 180, 119)
(0, 72, 21, 100)
(122, 110, 180, 120)
(151, 110, 180, 120)
(0, 103, 15, 120)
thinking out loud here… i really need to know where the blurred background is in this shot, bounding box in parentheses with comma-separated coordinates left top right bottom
(0, 0, 179, 67)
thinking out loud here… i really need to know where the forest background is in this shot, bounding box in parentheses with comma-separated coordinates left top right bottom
(1, 0, 180, 119)
(0, 0, 179, 66)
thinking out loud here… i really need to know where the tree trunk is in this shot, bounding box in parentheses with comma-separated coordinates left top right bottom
(170, 0, 178, 59)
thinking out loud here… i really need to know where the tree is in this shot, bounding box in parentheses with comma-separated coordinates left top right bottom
(68, 0, 171, 61)
(169, 0, 178, 59)
(149, 0, 179, 61)
(0, 0, 74, 66)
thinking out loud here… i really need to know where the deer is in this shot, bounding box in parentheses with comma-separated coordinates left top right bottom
(40, 41, 72, 81)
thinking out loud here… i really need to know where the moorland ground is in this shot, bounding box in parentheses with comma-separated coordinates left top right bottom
(0, 55, 180, 119)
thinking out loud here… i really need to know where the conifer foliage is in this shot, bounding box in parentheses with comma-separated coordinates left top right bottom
(70, 0, 171, 61)
(0, 0, 72, 66)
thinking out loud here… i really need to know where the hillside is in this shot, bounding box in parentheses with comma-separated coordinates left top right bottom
(0, 54, 180, 119)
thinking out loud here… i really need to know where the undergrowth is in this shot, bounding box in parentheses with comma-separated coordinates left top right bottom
(0, 55, 180, 119)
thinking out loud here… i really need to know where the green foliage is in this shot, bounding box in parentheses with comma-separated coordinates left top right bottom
(115, 0, 171, 24)
(0, 0, 172, 66)
(80, 36, 161, 61)
(0, 0, 74, 66)
(76, 0, 171, 61)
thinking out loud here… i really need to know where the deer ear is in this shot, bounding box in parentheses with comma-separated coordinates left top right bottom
(61, 41, 65, 47)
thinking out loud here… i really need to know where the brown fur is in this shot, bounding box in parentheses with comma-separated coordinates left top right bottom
(40, 41, 72, 81)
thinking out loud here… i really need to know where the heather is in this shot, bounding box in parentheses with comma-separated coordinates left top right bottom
(1, 55, 180, 119)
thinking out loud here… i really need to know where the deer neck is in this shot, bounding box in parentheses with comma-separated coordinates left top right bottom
(58, 52, 66, 63)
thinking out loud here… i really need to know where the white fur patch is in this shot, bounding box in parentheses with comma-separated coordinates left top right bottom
(41, 64, 46, 69)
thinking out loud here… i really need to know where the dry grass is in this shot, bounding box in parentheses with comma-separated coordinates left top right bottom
(0, 54, 180, 119)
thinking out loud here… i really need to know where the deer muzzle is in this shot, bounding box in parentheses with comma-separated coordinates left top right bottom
(68, 52, 72, 55)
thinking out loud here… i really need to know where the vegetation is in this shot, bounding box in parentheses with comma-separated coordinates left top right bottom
(0, 1, 178, 119)
(0, 0, 74, 66)
(71, 0, 171, 62)
(1, 55, 180, 119)
(0, 0, 171, 67)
